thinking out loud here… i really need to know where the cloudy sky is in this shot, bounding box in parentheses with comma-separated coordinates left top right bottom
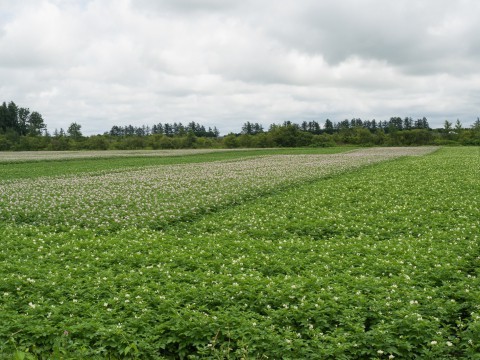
(1, 0, 479, 135)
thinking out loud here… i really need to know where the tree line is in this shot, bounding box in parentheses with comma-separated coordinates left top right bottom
(0, 101, 47, 136)
(1, 100, 480, 151)
(109, 122, 219, 138)
(226, 119, 479, 147)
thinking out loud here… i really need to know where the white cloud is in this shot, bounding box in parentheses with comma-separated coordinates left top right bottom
(0, 0, 479, 135)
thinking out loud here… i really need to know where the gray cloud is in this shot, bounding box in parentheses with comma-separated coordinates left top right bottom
(254, 0, 480, 78)
(134, 0, 241, 14)
(0, 0, 479, 135)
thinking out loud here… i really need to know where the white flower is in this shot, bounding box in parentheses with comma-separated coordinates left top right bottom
(28, 302, 36, 309)
(389, 355, 395, 359)
(446, 341, 453, 347)
(430, 340, 438, 345)
(377, 350, 384, 354)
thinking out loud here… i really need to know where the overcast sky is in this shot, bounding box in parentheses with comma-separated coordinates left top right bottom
(1, 0, 479, 135)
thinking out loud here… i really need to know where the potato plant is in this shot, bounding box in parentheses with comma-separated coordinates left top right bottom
(2, 147, 479, 359)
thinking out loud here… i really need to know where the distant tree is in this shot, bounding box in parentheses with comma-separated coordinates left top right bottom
(241, 122, 264, 135)
(0, 102, 7, 132)
(241, 122, 253, 135)
(403, 117, 413, 130)
(110, 125, 123, 137)
(67, 122, 82, 139)
(301, 121, 308, 132)
(414, 117, 429, 130)
(134, 126, 145, 136)
(183, 131, 197, 148)
(443, 120, 453, 132)
(353, 127, 374, 145)
(253, 123, 264, 134)
(164, 123, 173, 137)
(307, 121, 321, 134)
(18, 107, 30, 135)
(324, 119, 334, 134)
(223, 133, 239, 148)
(454, 119, 463, 132)
(472, 118, 480, 131)
(270, 122, 301, 147)
(337, 119, 350, 130)
(86, 135, 109, 150)
(125, 125, 135, 136)
(187, 122, 196, 136)
(155, 123, 164, 135)
(350, 118, 363, 128)
(204, 126, 219, 138)
(7, 101, 19, 132)
(372, 128, 386, 145)
(27, 111, 46, 136)
(388, 117, 403, 131)
(173, 122, 181, 136)
(177, 123, 186, 136)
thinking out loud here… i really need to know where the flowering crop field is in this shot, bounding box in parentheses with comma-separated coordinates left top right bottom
(1, 146, 479, 359)
(0, 147, 433, 232)
(0, 147, 348, 181)
(0, 149, 243, 163)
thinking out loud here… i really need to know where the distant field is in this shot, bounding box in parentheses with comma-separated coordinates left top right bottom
(0, 148, 352, 163)
(0, 149, 244, 163)
(0, 147, 350, 180)
(2, 147, 480, 359)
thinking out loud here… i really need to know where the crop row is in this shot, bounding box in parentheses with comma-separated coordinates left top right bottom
(0, 148, 350, 181)
(0, 147, 436, 232)
(0, 149, 237, 163)
(0, 147, 351, 164)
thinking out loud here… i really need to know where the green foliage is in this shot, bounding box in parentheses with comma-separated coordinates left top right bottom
(0, 101, 45, 138)
(67, 123, 83, 140)
(27, 112, 46, 136)
(0, 147, 479, 359)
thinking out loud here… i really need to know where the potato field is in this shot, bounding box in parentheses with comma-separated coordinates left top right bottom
(0, 147, 479, 359)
